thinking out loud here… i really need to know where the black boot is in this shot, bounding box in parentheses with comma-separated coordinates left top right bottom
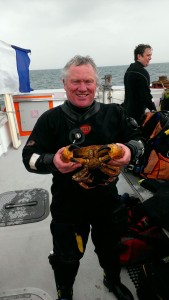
(103, 274, 134, 300)
(56, 284, 73, 300)
(56, 297, 72, 300)
(48, 251, 79, 300)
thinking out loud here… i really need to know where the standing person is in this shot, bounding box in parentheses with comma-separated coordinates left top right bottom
(123, 44, 157, 125)
(22, 55, 144, 300)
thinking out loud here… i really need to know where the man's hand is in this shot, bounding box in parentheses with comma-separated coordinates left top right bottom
(108, 143, 131, 167)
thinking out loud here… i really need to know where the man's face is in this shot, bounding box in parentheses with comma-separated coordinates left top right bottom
(63, 64, 97, 108)
(137, 48, 152, 67)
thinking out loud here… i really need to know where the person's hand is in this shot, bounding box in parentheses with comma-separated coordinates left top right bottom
(53, 147, 82, 173)
(108, 143, 131, 167)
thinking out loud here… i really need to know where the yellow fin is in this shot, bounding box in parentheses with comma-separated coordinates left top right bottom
(75, 233, 83, 253)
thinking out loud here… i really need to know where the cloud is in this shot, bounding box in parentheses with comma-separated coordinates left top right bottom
(1, 0, 169, 69)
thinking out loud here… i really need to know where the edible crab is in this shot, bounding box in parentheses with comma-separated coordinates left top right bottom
(61, 144, 124, 189)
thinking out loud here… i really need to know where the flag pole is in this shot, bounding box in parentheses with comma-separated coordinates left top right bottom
(4, 93, 21, 149)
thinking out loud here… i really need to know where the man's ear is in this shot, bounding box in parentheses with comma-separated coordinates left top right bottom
(63, 79, 66, 89)
(137, 54, 143, 61)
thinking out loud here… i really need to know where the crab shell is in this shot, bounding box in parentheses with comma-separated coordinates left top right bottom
(61, 144, 125, 189)
(61, 144, 124, 165)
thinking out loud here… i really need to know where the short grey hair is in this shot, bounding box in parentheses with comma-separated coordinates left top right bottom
(61, 55, 100, 86)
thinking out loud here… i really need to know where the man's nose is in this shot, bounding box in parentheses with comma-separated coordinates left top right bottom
(78, 81, 87, 90)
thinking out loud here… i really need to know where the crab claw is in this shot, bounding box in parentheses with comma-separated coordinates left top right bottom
(97, 144, 111, 163)
(68, 144, 80, 151)
(98, 144, 109, 151)
(61, 144, 81, 163)
(69, 144, 84, 163)
(98, 143, 124, 162)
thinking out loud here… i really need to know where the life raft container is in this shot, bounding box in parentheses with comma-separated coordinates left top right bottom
(152, 76, 169, 88)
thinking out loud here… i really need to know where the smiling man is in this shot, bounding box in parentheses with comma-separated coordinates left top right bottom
(123, 44, 157, 125)
(62, 62, 97, 108)
(22, 55, 145, 300)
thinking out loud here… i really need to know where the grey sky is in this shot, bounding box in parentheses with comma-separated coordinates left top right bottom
(1, 0, 169, 70)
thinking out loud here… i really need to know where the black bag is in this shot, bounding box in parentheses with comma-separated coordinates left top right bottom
(137, 258, 169, 300)
(140, 179, 169, 231)
(119, 196, 169, 266)
(160, 89, 169, 110)
(139, 110, 169, 180)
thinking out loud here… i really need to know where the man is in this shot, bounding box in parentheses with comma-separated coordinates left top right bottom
(123, 44, 157, 125)
(22, 55, 144, 300)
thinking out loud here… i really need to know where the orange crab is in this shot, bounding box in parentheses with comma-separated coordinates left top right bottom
(61, 144, 124, 189)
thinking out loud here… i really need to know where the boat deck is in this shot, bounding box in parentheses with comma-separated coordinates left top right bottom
(0, 137, 141, 300)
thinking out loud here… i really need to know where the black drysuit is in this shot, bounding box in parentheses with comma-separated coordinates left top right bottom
(123, 61, 156, 125)
(22, 100, 142, 292)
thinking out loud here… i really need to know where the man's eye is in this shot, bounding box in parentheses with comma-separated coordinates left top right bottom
(72, 81, 79, 84)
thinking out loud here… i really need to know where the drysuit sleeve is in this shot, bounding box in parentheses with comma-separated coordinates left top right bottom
(22, 112, 58, 174)
(125, 139, 144, 164)
(119, 112, 145, 163)
(138, 72, 157, 111)
(22, 139, 57, 174)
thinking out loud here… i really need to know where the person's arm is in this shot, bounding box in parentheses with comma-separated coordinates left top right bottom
(22, 111, 58, 174)
(138, 73, 157, 111)
(22, 137, 57, 174)
(108, 140, 144, 168)
(124, 139, 144, 164)
(108, 106, 145, 167)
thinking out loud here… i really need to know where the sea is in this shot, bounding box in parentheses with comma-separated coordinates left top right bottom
(29, 62, 169, 90)
(0, 62, 168, 109)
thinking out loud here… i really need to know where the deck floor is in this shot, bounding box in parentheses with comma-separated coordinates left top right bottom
(0, 137, 139, 300)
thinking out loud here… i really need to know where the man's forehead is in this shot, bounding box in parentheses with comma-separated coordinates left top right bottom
(68, 65, 96, 78)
